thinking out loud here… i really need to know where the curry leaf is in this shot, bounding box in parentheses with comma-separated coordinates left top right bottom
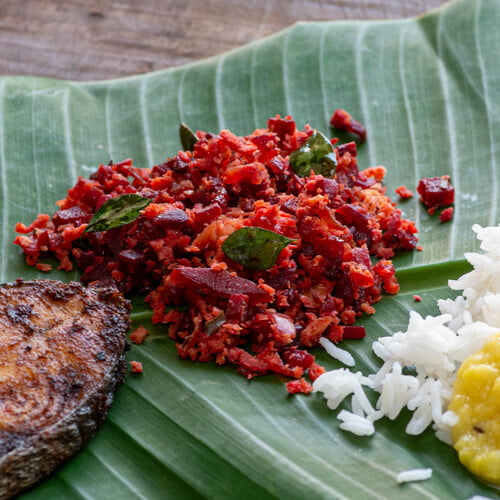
(289, 130, 337, 178)
(222, 227, 293, 270)
(179, 122, 198, 151)
(205, 311, 226, 336)
(84, 194, 152, 233)
(2, 0, 500, 499)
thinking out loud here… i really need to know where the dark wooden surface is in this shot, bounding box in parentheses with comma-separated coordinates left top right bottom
(0, 0, 448, 81)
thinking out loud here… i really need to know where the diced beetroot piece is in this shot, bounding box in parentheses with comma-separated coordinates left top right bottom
(353, 175, 376, 189)
(267, 116, 296, 141)
(439, 207, 454, 222)
(282, 349, 314, 370)
(80, 258, 113, 284)
(250, 133, 280, 164)
(335, 141, 357, 157)
(249, 312, 295, 348)
(334, 271, 356, 306)
(352, 247, 371, 267)
(152, 156, 190, 176)
(342, 325, 366, 339)
(269, 313, 296, 340)
(112, 158, 134, 169)
(47, 231, 64, 250)
(305, 176, 339, 198)
(336, 204, 371, 246)
(53, 206, 92, 228)
(373, 259, 400, 295)
(153, 208, 189, 228)
(227, 348, 271, 377)
(417, 175, 454, 208)
(118, 249, 145, 267)
(330, 109, 367, 142)
(89, 164, 113, 183)
(225, 293, 249, 322)
(95, 194, 113, 210)
(193, 203, 222, 231)
(335, 204, 369, 229)
(168, 268, 271, 304)
(312, 235, 344, 272)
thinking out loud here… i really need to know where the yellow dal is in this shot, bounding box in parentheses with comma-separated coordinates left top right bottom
(450, 331, 500, 485)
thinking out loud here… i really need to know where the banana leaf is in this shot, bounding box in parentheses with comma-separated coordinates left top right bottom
(2, 0, 500, 497)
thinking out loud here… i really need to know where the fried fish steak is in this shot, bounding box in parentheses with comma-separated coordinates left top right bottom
(0, 279, 130, 499)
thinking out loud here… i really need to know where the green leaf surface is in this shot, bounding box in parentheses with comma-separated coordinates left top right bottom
(85, 194, 152, 232)
(222, 227, 294, 270)
(179, 122, 198, 152)
(2, 0, 500, 497)
(289, 130, 337, 177)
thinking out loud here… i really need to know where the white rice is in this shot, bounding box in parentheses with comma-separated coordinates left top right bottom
(314, 223, 500, 444)
(337, 410, 375, 436)
(396, 468, 433, 484)
(318, 337, 355, 367)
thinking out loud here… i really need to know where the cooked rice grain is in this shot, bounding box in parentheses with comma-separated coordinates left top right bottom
(318, 337, 355, 367)
(396, 468, 432, 484)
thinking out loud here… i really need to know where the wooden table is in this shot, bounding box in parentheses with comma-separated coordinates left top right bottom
(0, 0, 448, 81)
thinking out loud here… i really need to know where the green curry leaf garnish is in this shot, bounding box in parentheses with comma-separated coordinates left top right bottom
(289, 130, 337, 178)
(179, 122, 198, 151)
(222, 227, 293, 270)
(85, 194, 152, 233)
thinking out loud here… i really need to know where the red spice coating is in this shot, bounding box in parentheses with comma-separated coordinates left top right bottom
(14, 116, 418, 393)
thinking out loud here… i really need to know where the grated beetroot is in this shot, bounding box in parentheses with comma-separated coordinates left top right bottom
(14, 115, 418, 393)
(395, 185, 413, 199)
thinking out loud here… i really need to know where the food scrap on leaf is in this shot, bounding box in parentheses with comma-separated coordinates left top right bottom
(417, 175, 455, 221)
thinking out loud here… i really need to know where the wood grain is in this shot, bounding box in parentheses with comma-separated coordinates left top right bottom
(0, 0, 448, 81)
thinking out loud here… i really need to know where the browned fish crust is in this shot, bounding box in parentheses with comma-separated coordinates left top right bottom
(0, 279, 130, 499)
